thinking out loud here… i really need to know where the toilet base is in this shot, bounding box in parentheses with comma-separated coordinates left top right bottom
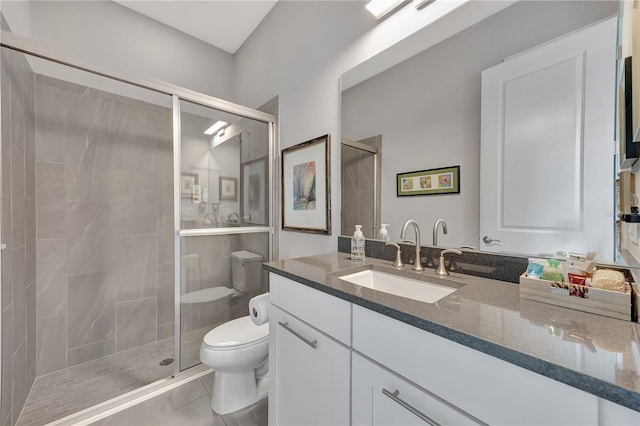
(210, 370, 269, 415)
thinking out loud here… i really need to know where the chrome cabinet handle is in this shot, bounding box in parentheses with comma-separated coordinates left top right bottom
(382, 388, 440, 426)
(482, 235, 501, 244)
(278, 321, 317, 349)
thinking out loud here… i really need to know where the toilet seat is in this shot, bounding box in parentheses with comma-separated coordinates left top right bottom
(203, 316, 268, 350)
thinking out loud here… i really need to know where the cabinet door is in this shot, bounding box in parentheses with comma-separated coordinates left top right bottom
(353, 353, 482, 426)
(269, 305, 350, 426)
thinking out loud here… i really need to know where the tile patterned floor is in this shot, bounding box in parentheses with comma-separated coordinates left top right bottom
(89, 373, 267, 426)
(16, 328, 210, 426)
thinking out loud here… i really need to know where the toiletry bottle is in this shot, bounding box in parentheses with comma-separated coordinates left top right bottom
(351, 225, 365, 261)
(541, 259, 564, 282)
(377, 224, 390, 241)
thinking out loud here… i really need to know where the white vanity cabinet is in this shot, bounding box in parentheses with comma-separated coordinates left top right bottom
(268, 271, 640, 425)
(268, 274, 351, 426)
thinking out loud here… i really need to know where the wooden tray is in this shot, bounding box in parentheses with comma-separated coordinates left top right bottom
(519, 273, 635, 321)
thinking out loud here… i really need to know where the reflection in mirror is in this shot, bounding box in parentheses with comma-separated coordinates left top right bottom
(179, 100, 269, 229)
(341, 136, 381, 237)
(341, 0, 621, 262)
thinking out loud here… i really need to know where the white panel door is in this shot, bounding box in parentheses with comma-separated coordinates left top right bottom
(480, 18, 616, 259)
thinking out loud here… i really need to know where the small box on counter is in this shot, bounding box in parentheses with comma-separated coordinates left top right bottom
(519, 267, 636, 321)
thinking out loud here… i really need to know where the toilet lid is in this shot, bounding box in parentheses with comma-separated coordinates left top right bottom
(204, 316, 268, 349)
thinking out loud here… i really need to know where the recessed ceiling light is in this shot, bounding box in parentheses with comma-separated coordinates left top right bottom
(365, 0, 405, 20)
(204, 120, 228, 135)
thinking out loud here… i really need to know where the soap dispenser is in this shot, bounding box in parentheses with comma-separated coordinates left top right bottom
(377, 224, 390, 241)
(351, 225, 365, 261)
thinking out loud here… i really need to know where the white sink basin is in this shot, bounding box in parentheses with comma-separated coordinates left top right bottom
(338, 269, 457, 303)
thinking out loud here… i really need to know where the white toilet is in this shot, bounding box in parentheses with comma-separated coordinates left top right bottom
(199, 250, 269, 415)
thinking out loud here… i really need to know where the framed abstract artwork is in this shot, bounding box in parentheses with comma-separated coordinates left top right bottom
(281, 134, 331, 234)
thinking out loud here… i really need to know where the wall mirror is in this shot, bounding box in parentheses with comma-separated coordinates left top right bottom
(340, 0, 634, 264)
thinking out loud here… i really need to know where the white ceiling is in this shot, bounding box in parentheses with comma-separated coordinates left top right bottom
(114, 0, 278, 54)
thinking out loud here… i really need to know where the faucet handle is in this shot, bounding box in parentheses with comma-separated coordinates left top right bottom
(435, 249, 462, 276)
(385, 242, 405, 268)
(440, 249, 462, 256)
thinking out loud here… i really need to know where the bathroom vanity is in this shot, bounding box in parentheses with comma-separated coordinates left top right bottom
(265, 253, 640, 425)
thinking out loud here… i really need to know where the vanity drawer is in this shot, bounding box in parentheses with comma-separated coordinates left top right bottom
(352, 305, 598, 425)
(269, 273, 351, 345)
(352, 352, 482, 425)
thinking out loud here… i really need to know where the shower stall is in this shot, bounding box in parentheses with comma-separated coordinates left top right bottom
(0, 31, 276, 426)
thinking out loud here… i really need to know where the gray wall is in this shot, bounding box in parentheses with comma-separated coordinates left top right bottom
(25, 1, 236, 101)
(1, 46, 37, 426)
(33, 75, 175, 375)
(341, 0, 618, 247)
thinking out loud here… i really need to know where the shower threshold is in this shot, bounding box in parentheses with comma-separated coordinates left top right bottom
(49, 365, 211, 426)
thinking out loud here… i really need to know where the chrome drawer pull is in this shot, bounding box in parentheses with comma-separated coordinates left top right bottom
(279, 321, 318, 349)
(382, 388, 440, 426)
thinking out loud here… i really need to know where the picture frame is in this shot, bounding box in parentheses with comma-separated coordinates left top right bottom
(241, 157, 267, 225)
(219, 176, 238, 201)
(397, 165, 460, 196)
(181, 173, 198, 198)
(281, 134, 331, 234)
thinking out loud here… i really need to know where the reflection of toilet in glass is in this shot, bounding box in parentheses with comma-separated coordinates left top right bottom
(199, 250, 268, 415)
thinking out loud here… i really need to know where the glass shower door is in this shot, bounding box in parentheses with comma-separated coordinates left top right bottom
(176, 99, 272, 371)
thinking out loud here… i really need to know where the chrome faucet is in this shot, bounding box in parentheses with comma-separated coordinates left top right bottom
(433, 218, 448, 246)
(400, 219, 424, 271)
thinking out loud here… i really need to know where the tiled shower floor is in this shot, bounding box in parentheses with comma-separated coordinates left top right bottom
(16, 328, 210, 426)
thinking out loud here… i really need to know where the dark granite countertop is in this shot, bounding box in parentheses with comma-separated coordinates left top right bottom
(264, 252, 640, 412)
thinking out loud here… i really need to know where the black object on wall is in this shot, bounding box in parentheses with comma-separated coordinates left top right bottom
(621, 56, 637, 168)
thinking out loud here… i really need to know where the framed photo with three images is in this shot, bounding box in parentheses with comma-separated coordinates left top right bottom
(397, 165, 460, 197)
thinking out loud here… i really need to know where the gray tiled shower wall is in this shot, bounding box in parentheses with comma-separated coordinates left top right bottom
(32, 73, 176, 379)
(1, 46, 37, 426)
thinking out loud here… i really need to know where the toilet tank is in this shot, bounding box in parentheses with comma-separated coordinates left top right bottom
(231, 250, 263, 293)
